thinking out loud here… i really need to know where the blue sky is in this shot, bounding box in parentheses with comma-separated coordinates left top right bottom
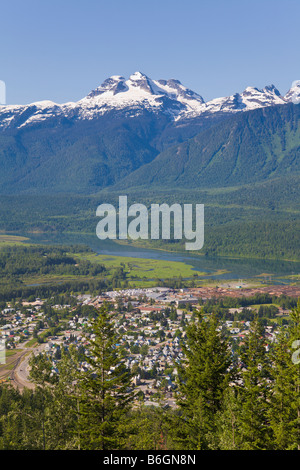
(1, 0, 300, 104)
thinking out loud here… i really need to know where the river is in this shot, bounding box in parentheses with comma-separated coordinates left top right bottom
(19, 231, 300, 284)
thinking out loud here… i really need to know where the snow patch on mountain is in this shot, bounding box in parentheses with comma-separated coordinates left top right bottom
(0, 73, 298, 129)
(285, 80, 300, 104)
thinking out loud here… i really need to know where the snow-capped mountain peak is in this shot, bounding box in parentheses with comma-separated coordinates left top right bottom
(84, 71, 205, 105)
(127, 71, 156, 95)
(202, 83, 286, 115)
(0, 74, 299, 130)
(86, 75, 128, 98)
(76, 72, 206, 120)
(285, 80, 300, 104)
(239, 84, 284, 108)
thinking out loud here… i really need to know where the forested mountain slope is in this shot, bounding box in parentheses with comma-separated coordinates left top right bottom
(116, 103, 300, 190)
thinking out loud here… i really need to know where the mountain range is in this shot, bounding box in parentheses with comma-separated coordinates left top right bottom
(0, 72, 299, 194)
(1, 72, 300, 129)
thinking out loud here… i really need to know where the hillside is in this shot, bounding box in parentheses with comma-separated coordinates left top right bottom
(115, 103, 300, 190)
(0, 110, 231, 195)
(0, 73, 299, 195)
(0, 74, 299, 260)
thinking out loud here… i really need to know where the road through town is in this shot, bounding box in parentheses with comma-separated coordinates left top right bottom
(12, 343, 47, 390)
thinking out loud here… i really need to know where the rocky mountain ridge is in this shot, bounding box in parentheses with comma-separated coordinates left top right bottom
(0, 72, 299, 130)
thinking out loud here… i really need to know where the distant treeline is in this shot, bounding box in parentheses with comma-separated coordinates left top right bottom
(0, 244, 105, 276)
(201, 292, 297, 310)
(199, 293, 297, 322)
(0, 244, 110, 301)
(0, 187, 299, 261)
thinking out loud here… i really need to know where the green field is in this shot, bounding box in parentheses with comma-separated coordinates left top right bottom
(0, 234, 30, 245)
(0, 237, 231, 289)
(0, 234, 296, 291)
(72, 251, 230, 282)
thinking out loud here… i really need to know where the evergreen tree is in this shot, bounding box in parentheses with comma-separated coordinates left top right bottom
(0, 386, 23, 450)
(28, 345, 80, 449)
(290, 299, 300, 448)
(29, 352, 55, 449)
(236, 317, 272, 450)
(174, 310, 233, 449)
(45, 346, 81, 449)
(214, 386, 242, 450)
(78, 304, 133, 450)
(268, 300, 300, 449)
(125, 404, 171, 450)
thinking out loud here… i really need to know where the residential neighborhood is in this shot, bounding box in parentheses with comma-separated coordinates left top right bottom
(1, 284, 299, 407)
